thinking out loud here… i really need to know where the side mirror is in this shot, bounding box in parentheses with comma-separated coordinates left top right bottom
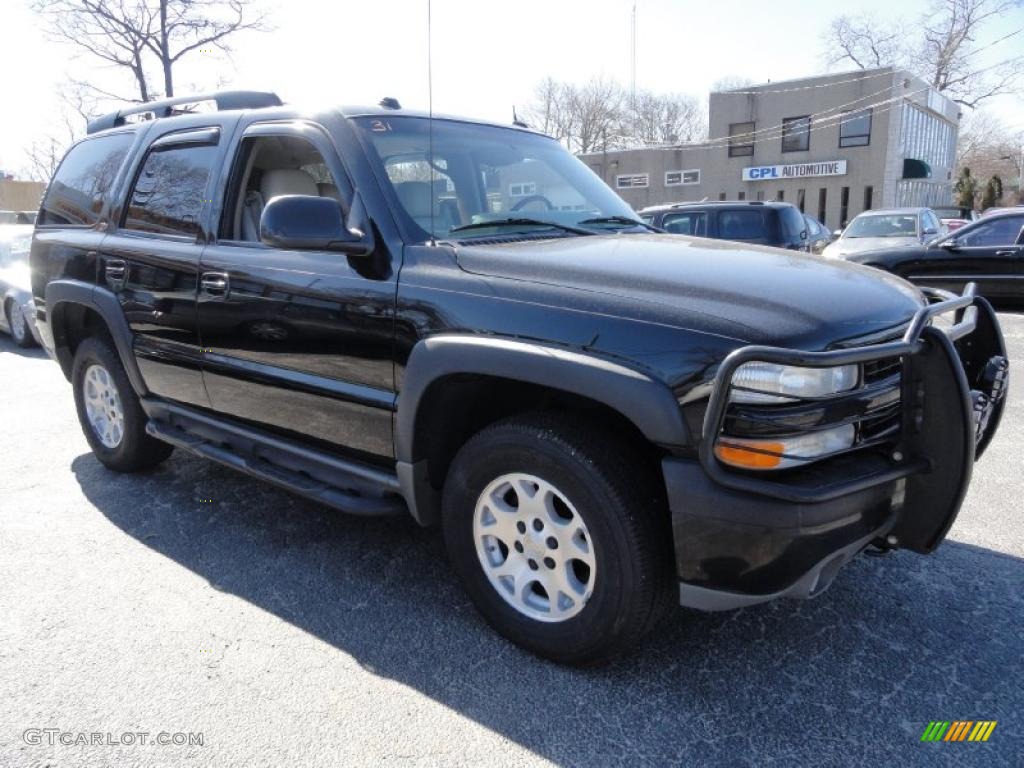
(832, 229, 843, 239)
(260, 194, 375, 255)
(922, 227, 937, 236)
(800, 229, 808, 241)
(940, 238, 959, 250)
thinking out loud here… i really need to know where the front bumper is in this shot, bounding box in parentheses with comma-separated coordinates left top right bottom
(668, 284, 1008, 610)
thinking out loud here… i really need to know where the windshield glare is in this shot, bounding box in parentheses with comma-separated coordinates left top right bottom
(355, 117, 641, 240)
(843, 213, 919, 239)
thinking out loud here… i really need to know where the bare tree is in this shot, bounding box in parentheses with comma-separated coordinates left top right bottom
(823, 0, 1024, 107)
(526, 77, 705, 153)
(33, 0, 269, 102)
(824, 15, 905, 70)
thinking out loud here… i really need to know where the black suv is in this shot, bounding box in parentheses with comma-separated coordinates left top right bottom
(640, 200, 812, 250)
(30, 92, 1009, 664)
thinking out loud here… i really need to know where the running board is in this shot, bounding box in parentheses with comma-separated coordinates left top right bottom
(141, 399, 406, 517)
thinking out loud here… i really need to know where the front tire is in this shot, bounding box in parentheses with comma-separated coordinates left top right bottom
(72, 336, 173, 472)
(442, 414, 673, 665)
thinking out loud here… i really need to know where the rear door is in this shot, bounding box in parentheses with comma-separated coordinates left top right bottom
(903, 214, 1024, 302)
(196, 120, 398, 459)
(101, 121, 235, 407)
(660, 210, 708, 237)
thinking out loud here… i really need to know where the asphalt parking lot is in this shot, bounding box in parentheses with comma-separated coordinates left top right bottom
(1, 317, 1022, 768)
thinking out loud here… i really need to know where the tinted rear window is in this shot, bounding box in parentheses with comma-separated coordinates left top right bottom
(778, 206, 806, 241)
(717, 209, 775, 244)
(39, 133, 135, 227)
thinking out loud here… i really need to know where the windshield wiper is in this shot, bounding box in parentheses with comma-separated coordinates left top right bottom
(577, 215, 654, 231)
(448, 217, 593, 237)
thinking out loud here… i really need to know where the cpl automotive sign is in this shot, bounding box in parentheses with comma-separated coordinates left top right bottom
(742, 160, 848, 182)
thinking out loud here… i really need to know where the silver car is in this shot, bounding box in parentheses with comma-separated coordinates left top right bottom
(0, 225, 40, 348)
(822, 207, 942, 259)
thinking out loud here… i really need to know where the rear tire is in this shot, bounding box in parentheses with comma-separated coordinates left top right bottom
(72, 336, 173, 472)
(442, 413, 674, 665)
(6, 300, 35, 348)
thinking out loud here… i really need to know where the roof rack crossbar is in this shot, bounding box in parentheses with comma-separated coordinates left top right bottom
(86, 90, 283, 135)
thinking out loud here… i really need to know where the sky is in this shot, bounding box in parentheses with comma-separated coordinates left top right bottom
(2, 0, 1024, 175)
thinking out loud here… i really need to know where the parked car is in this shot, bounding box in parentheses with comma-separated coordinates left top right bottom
(840, 208, 1024, 306)
(639, 200, 813, 250)
(803, 214, 831, 253)
(29, 91, 1008, 664)
(0, 224, 39, 347)
(931, 205, 978, 232)
(823, 208, 942, 259)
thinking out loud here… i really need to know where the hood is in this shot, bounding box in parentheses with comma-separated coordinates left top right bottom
(825, 235, 922, 258)
(454, 233, 924, 348)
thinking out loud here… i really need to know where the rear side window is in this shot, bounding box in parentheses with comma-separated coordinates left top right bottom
(39, 133, 135, 227)
(662, 211, 708, 236)
(717, 210, 774, 244)
(123, 143, 218, 237)
(957, 215, 1024, 247)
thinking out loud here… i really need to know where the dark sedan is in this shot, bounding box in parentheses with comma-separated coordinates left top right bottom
(841, 209, 1024, 306)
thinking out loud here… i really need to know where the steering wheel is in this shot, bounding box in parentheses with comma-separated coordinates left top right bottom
(511, 194, 554, 212)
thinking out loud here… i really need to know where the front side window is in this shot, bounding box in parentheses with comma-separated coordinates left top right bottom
(840, 109, 872, 148)
(956, 216, 1024, 247)
(219, 132, 346, 242)
(39, 132, 135, 227)
(661, 211, 708, 236)
(728, 122, 754, 157)
(354, 117, 641, 240)
(124, 141, 218, 237)
(781, 116, 810, 152)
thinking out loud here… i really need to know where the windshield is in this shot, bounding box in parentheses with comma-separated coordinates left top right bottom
(843, 213, 919, 239)
(354, 116, 642, 240)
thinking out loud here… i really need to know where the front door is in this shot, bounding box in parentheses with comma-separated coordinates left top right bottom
(905, 213, 1024, 303)
(103, 124, 229, 408)
(196, 122, 397, 459)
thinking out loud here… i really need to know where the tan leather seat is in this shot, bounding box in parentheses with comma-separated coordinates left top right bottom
(243, 169, 320, 241)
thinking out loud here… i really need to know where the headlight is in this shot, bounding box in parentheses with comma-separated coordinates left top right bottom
(730, 362, 858, 404)
(714, 423, 856, 470)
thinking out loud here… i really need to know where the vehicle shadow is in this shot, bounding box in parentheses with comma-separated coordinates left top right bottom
(71, 451, 1023, 767)
(0, 335, 49, 359)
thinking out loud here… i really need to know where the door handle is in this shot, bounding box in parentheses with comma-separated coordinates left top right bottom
(994, 249, 1017, 257)
(104, 258, 127, 288)
(200, 272, 230, 296)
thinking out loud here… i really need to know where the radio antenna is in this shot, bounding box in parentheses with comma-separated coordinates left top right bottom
(427, 0, 435, 245)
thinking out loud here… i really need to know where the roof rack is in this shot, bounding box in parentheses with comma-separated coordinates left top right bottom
(86, 90, 283, 135)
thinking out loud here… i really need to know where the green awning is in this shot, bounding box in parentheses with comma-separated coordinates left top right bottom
(902, 159, 932, 179)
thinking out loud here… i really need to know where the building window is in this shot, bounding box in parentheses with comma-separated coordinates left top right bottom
(738, 191, 746, 201)
(839, 186, 850, 226)
(665, 169, 700, 186)
(797, 189, 806, 213)
(616, 174, 649, 189)
(817, 188, 828, 225)
(781, 116, 811, 153)
(756, 190, 765, 201)
(840, 108, 872, 148)
(718, 192, 726, 201)
(864, 185, 874, 211)
(777, 190, 784, 201)
(509, 182, 536, 197)
(728, 122, 755, 157)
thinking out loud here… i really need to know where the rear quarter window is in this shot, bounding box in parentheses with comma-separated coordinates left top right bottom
(716, 209, 775, 244)
(38, 132, 135, 227)
(778, 206, 806, 242)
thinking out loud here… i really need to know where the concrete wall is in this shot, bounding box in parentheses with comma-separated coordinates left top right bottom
(0, 180, 46, 212)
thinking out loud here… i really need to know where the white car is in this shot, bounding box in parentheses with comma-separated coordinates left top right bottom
(0, 224, 40, 348)
(822, 208, 942, 259)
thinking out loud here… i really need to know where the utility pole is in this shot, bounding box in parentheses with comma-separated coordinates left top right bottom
(630, 1, 637, 135)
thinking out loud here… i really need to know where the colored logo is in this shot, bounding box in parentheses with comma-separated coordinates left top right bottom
(920, 721, 997, 742)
